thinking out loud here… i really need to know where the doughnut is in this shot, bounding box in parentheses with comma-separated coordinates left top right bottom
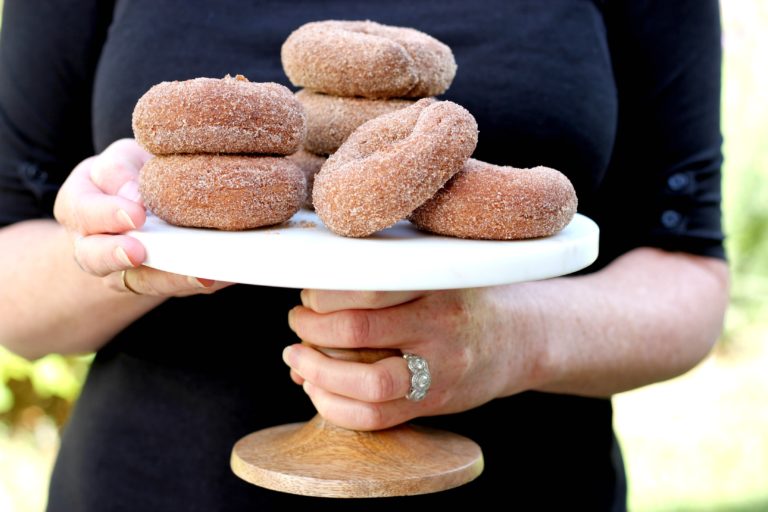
(132, 75, 306, 155)
(282, 21, 457, 99)
(409, 159, 578, 240)
(313, 98, 478, 237)
(286, 149, 326, 209)
(140, 154, 306, 231)
(296, 89, 414, 155)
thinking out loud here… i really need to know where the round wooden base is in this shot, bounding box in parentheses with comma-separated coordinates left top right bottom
(231, 415, 483, 498)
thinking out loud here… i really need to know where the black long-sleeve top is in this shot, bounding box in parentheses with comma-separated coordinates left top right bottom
(0, 1, 724, 510)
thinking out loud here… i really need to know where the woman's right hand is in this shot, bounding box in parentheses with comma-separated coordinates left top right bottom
(53, 138, 232, 297)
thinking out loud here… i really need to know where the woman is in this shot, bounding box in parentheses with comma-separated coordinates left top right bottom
(0, 0, 728, 510)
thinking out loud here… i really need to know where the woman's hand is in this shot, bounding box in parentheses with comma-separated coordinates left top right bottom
(283, 288, 545, 431)
(53, 138, 231, 296)
(281, 249, 728, 432)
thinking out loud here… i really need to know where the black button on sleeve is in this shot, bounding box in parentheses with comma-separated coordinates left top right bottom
(667, 173, 690, 192)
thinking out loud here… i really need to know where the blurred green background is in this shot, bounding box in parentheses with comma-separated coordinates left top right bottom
(1, 2, 767, 511)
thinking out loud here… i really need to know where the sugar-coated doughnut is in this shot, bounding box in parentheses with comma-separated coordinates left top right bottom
(313, 98, 478, 237)
(140, 155, 306, 231)
(296, 89, 414, 155)
(282, 21, 456, 99)
(286, 149, 326, 209)
(132, 75, 306, 155)
(409, 159, 578, 240)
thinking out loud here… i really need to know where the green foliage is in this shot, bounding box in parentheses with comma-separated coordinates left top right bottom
(0, 347, 92, 427)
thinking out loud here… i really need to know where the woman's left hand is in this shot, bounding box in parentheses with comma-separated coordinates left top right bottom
(283, 288, 544, 431)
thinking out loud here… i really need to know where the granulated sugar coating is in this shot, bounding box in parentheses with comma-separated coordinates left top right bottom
(286, 148, 326, 209)
(132, 75, 306, 155)
(296, 89, 414, 155)
(313, 98, 478, 237)
(140, 154, 306, 231)
(282, 21, 457, 99)
(409, 159, 578, 240)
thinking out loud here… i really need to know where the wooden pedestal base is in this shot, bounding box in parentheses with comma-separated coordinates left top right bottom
(231, 415, 483, 498)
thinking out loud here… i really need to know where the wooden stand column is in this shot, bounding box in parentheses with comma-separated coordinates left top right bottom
(230, 347, 483, 498)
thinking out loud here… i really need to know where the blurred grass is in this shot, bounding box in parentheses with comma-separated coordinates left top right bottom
(1, 1, 767, 511)
(720, 1, 768, 337)
(615, 325, 768, 511)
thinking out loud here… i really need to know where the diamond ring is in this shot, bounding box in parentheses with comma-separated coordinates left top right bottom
(403, 353, 431, 401)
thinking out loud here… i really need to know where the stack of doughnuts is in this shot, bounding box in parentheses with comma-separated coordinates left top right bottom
(132, 75, 307, 231)
(284, 21, 577, 240)
(282, 20, 457, 208)
(132, 25, 578, 240)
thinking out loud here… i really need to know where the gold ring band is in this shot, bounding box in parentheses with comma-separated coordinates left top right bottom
(121, 269, 142, 295)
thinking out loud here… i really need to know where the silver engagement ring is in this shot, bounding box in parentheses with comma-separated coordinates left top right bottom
(403, 353, 431, 401)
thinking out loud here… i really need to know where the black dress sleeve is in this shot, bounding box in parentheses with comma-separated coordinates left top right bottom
(593, 0, 725, 261)
(0, 0, 114, 227)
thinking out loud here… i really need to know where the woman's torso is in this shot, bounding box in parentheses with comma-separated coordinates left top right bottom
(50, 1, 623, 510)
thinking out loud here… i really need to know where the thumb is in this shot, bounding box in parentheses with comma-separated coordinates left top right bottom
(89, 139, 152, 202)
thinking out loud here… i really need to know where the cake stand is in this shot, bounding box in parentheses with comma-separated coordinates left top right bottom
(130, 209, 599, 497)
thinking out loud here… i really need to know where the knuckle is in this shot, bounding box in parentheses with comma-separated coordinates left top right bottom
(314, 403, 336, 424)
(71, 203, 89, 233)
(447, 295, 472, 329)
(103, 271, 126, 293)
(338, 311, 370, 346)
(89, 156, 110, 187)
(113, 154, 141, 177)
(72, 241, 93, 274)
(454, 344, 472, 372)
(298, 363, 320, 385)
(354, 404, 385, 431)
(53, 194, 67, 224)
(102, 249, 123, 275)
(92, 154, 136, 192)
(111, 158, 130, 177)
(364, 367, 395, 402)
(78, 201, 111, 235)
(103, 276, 120, 293)
(431, 388, 451, 410)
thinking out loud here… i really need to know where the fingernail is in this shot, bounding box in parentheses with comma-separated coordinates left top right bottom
(300, 289, 312, 309)
(282, 345, 295, 365)
(89, 160, 105, 185)
(287, 308, 297, 332)
(187, 276, 215, 288)
(117, 209, 137, 230)
(302, 381, 313, 395)
(117, 181, 142, 203)
(114, 246, 134, 267)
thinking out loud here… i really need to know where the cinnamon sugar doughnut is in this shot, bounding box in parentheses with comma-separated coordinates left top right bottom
(296, 89, 414, 155)
(140, 155, 306, 231)
(282, 21, 456, 99)
(132, 75, 306, 155)
(313, 98, 478, 237)
(286, 149, 326, 209)
(409, 159, 578, 240)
